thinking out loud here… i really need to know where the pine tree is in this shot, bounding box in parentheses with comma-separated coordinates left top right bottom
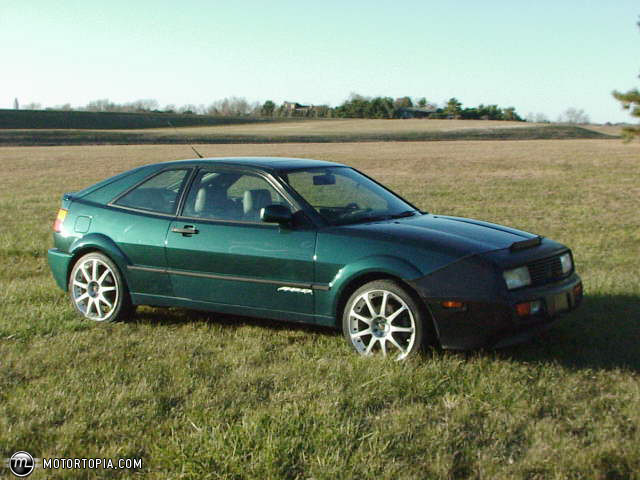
(612, 89, 640, 139)
(612, 19, 640, 140)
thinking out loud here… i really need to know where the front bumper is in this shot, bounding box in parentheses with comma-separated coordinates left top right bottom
(419, 272, 583, 350)
(47, 248, 73, 291)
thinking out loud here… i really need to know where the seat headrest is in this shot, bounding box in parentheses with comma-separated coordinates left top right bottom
(243, 189, 272, 214)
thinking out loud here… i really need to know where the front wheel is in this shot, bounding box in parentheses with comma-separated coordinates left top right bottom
(342, 280, 427, 360)
(68, 252, 133, 322)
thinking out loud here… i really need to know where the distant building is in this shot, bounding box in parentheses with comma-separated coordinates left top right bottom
(395, 105, 438, 119)
(282, 101, 314, 117)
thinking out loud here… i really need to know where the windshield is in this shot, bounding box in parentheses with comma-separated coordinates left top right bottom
(284, 167, 419, 225)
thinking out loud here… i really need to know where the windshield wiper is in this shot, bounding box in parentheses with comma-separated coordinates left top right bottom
(390, 210, 420, 219)
(336, 210, 420, 226)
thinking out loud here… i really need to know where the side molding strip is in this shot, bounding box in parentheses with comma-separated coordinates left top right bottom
(127, 265, 330, 291)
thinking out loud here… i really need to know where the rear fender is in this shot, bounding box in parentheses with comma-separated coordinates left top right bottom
(68, 233, 132, 280)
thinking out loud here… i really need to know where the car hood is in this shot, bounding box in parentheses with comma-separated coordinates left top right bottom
(339, 213, 539, 257)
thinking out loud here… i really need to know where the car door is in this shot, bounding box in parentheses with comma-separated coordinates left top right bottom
(164, 166, 316, 316)
(108, 167, 192, 296)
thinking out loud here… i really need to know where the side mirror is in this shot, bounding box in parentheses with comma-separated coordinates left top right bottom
(260, 204, 293, 225)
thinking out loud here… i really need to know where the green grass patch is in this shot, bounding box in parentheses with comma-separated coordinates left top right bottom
(0, 108, 280, 130)
(0, 140, 638, 479)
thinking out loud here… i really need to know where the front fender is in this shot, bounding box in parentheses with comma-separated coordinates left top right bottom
(319, 255, 424, 319)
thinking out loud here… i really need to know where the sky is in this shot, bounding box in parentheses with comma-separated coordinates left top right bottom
(1, 0, 638, 123)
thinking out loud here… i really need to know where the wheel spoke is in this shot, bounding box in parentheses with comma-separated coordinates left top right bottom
(101, 286, 116, 293)
(351, 312, 372, 325)
(74, 280, 88, 289)
(76, 292, 89, 303)
(92, 260, 98, 281)
(387, 334, 407, 354)
(379, 291, 388, 316)
(98, 269, 110, 284)
(364, 293, 376, 318)
(365, 337, 377, 355)
(390, 325, 414, 333)
(95, 298, 103, 318)
(80, 265, 91, 282)
(380, 338, 387, 356)
(99, 295, 113, 309)
(85, 297, 95, 315)
(387, 305, 407, 323)
(351, 328, 372, 339)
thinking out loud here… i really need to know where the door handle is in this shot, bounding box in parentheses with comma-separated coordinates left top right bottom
(171, 226, 199, 235)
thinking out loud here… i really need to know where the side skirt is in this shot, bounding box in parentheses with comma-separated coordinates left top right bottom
(131, 292, 336, 327)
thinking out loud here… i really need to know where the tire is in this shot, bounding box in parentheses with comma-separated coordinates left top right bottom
(342, 280, 427, 360)
(68, 252, 133, 322)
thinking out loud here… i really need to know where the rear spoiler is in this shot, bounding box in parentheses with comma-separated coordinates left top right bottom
(510, 236, 542, 251)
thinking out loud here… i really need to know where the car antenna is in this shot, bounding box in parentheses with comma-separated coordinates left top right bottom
(167, 120, 204, 158)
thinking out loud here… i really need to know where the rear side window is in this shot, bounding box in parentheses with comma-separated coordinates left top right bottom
(114, 169, 190, 214)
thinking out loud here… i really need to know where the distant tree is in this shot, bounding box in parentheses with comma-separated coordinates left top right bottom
(22, 102, 42, 110)
(207, 97, 251, 116)
(461, 107, 480, 119)
(477, 104, 502, 120)
(369, 97, 394, 118)
(334, 93, 372, 118)
(502, 107, 522, 121)
(613, 89, 640, 139)
(417, 97, 428, 108)
(444, 98, 462, 118)
(129, 99, 159, 112)
(178, 104, 198, 114)
(526, 112, 550, 123)
(394, 96, 413, 109)
(13, 98, 19, 110)
(558, 107, 590, 124)
(612, 17, 640, 139)
(313, 105, 332, 118)
(261, 100, 276, 117)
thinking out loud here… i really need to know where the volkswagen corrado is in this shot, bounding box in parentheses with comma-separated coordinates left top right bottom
(48, 157, 582, 359)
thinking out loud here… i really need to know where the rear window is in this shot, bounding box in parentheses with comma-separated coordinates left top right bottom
(114, 169, 190, 214)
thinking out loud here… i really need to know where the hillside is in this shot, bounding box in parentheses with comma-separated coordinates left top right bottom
(0, 119, 617, 146)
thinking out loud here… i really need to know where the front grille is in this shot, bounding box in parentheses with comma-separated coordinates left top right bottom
(527, 255, 565, 286)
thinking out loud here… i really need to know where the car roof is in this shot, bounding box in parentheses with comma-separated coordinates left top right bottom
(157, 156, 345, 172)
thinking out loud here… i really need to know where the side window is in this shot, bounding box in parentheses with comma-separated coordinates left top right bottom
(114, 169, 189, 214)
(182, 169, 286, 222)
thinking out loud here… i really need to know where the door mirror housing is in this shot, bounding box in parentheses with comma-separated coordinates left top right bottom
(260, 204, 293, 225)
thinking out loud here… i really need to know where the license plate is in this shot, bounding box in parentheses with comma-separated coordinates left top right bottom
(552, 293, 569, 313)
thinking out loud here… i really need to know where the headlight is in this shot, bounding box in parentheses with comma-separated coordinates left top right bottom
(503, 266, 531, 290)
(559, 252, 573, 274)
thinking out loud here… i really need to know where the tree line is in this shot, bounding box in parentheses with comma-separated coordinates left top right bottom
(12, 94, 527, 121)
(13, 94, 596, 124)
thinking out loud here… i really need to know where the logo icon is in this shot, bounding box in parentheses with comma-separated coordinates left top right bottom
(8, 451, 35, 477)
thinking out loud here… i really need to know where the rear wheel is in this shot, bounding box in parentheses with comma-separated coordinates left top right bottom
(68, 252, 133, 322)
(342, 280, 426, 360)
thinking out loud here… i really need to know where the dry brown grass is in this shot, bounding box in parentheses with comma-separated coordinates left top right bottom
(1, 139, 639, 479)
(119, 118, 533, 136)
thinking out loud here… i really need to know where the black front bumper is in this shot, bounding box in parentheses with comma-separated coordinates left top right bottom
(417, 272, 583, 350)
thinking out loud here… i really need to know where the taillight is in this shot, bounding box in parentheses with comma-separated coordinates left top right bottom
(53, 208, 68, 232)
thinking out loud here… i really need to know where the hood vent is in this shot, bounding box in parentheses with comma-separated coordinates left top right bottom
(510, 236, 542, 251)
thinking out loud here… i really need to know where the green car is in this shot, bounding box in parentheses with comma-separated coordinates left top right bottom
(48, 157, 582, 359)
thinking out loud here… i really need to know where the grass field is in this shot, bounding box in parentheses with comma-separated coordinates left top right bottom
(0, 119, 615, 146)
(1, 139, 639, 479)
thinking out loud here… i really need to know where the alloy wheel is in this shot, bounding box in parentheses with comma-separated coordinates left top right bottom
(347, 289, 416, 360)
(71, 258, 119, 321)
